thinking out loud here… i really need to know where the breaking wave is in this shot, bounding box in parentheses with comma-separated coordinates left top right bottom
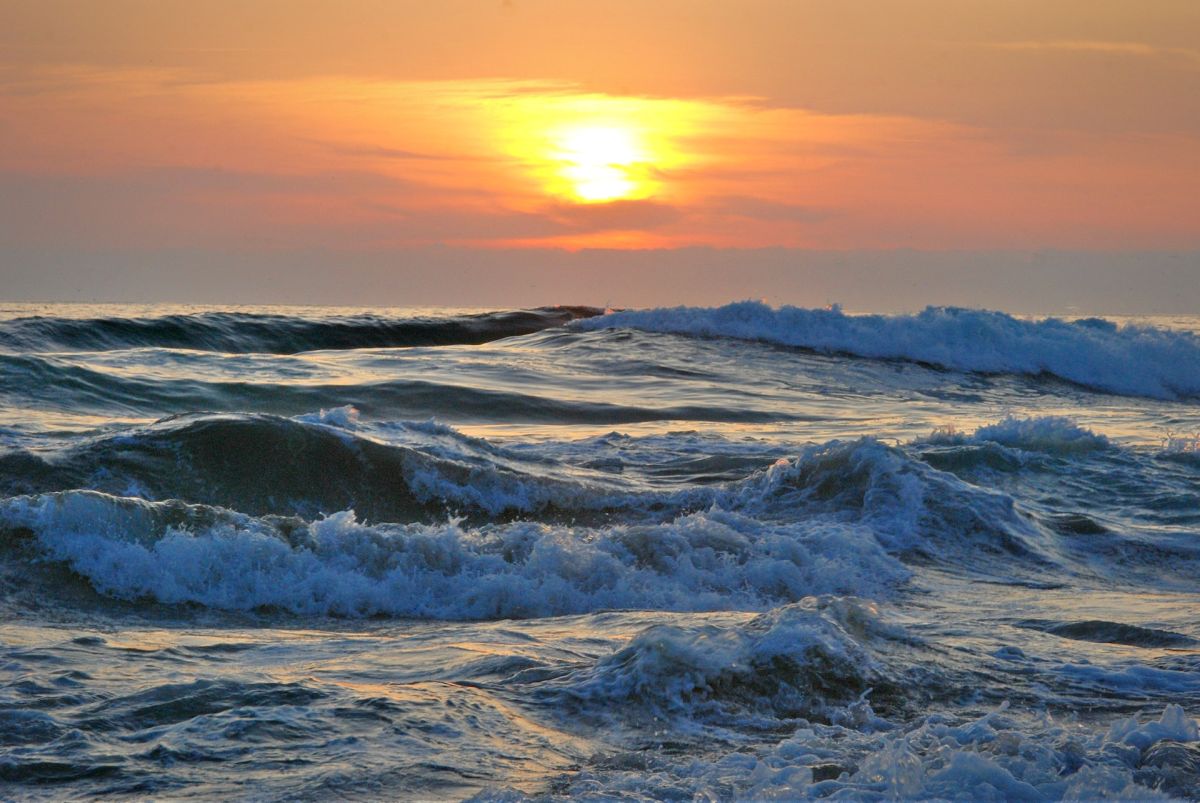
(554, 597, 912, 720)
(919, 415, 1110, 455)
(0, 426, 1097, 619)
(0, 492, 906, 619)
(579, 302, 1200, 399)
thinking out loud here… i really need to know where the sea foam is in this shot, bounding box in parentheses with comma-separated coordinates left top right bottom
(519, 701, 1198, 801)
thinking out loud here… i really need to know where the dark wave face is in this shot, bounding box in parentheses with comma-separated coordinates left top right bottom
(2, 302, 1199, 800)
(0, 305, 602, 354)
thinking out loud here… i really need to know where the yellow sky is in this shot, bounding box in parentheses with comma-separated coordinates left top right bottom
(1, 0, 1198, 256)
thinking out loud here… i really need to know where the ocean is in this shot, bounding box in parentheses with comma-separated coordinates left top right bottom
(1, 301, 1198, 800)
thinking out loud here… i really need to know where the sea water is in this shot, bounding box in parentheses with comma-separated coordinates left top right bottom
(1, 301, 1198, 800)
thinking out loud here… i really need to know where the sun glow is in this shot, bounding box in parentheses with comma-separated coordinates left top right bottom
(553, 125, 646, 202)
(488, 90, 714, 217)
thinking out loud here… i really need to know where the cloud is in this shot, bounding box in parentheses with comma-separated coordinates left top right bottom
(988, 40, 1200, 68)
(0, 167, 567, 249)
(318, 143, 475, 162)
(543, 199, 682, 231)
(708, 196, 834, 223)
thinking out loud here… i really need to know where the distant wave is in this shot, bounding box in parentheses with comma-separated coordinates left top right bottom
(578, 302, 1200, 400)
(0, 306, 602, 354)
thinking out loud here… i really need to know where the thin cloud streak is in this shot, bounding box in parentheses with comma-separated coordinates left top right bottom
(987, 40, 1200, 68)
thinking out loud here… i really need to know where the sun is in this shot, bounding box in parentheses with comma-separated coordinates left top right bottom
(493, 95, 697, 209)
(553, 124, 647, 203)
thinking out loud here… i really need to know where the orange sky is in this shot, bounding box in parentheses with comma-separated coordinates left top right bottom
(0, 1, 1198, 305)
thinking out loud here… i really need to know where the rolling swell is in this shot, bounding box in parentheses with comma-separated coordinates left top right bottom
(0, 413, 625, 522)
(0, 306, 602, 354)
(0, 414, 1058, 552)
(579, 302, 1200, 400)
(0, 354, 785, 425)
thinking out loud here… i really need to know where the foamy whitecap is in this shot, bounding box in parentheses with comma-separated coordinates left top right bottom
(0, 492, 907, 619)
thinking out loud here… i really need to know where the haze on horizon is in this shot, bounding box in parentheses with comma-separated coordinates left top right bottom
(1, 0, 1197, 312)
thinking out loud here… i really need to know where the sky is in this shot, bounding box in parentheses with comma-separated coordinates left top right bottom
(1, 0, 1198, 311)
